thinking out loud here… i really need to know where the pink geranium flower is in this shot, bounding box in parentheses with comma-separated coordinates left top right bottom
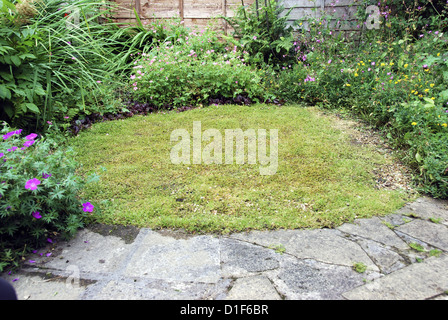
(32, 211, 42, 219)
(25, 178, 41, 190)
(25, 133, 38, 140)
(82, 202, 94, 212)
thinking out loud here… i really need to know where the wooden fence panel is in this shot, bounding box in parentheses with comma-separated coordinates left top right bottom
(111, 0, 363, 35)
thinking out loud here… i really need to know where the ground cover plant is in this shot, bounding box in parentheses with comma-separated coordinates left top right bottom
(0, 125, 99, 271)
(70, 104, 413, 233)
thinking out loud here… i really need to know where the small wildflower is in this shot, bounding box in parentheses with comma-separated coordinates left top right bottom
(411, 122, 417, 126)
(32, 211, 42, 219)
(25, 178, 41, 191)
(82, 202, 94, 212)
(25, 133, 38, 140)
(42, 173, 52, 179)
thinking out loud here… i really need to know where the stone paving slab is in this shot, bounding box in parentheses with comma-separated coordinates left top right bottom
(2, 196, 448, 301)
(230, 228, 379, 271)
(342, 254, 448, 300)
(396, 219, 448, 251)
(396, 196, 448, 225)
(225, 275, 282, 300)
(124, 229, 221, 283)
(337, 217, 409, 250)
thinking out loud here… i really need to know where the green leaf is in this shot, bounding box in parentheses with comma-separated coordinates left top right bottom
(10, 55, 21, 67)
(23, 102, 40, 114)
(0, 84, 11, 100)
(415, 152, 422, 163)
(423, 55, 438, 67)
(439, 89, 448, 100)
(443, 71, 448, 83)
(18, 53, 36, 60)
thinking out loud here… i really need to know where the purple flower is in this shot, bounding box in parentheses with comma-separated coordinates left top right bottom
(29, 260, 36, 263)
(42, 173, 52, 179)
(32, 211, 42, 219)
(7, 146, 17, 152)
(82, 202, 94, 212)
(3, 132, 14, 140)
(25, 178, 41, 191)
(423, 64, 428, 69)
(2, 130, 22, 140)
(25, 133, 38, 140)
(47, 238, 53, 243)
(23, 140, 35, 148)
(0, 153, 4, 158)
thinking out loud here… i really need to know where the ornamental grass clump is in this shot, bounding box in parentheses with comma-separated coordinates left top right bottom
(0, 123, 99, 271)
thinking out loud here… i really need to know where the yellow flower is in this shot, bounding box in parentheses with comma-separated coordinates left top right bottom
(390, 62, 394, 65)
(442, 123, 447, 127)
(437, 53, 441, 56)
(381, 63, 385, 66)
(404, 64, 408, 68)
(354, 73, 358, 77)
(346, 83, 351, 86)
(430, 83, 435, 87)
(411, 122, 417, 126)
(424, 89, 429, 92)
(431, 97, 435, 100)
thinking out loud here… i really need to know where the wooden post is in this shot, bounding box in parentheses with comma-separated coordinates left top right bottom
(135, 0, 141, 16)
(179, 0, 184, 21)
(222, 0, 227, 34)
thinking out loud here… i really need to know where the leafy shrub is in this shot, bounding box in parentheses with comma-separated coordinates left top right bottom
(128, 25, 270, 108)
(0, 0, 136, 132)
(0, 123, 98, 271)
(223, 0, 297, 68)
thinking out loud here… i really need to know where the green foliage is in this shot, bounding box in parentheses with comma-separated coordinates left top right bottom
(0, 123, 99, 271)
(0, 0, 138, 132)
(222, 0, 297, 68)
(358, 0, 448, 39)
(265, 1, 448, 199)
(128, 24, 269, 107)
